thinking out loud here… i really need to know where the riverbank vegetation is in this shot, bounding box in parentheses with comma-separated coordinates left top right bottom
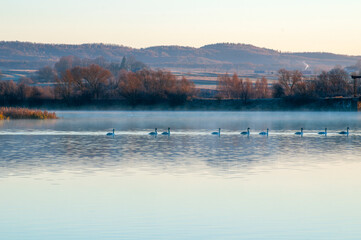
(0, 56, 196, 106)
(0, 107, 57, 120)
(0, 69, 196, 106)
(0, 54, 360, 109)
(216, 67, 359, 103)
(273, 68, 355, 98)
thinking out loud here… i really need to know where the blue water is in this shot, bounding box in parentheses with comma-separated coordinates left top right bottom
(1, 111, 361, 240)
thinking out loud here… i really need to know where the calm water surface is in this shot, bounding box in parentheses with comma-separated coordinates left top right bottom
(1, 111, 361, 240)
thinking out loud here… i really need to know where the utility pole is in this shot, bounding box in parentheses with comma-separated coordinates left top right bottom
(351, 75, 361, 97)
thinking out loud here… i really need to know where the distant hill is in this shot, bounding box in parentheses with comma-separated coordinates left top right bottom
(0, 41, 360, 72)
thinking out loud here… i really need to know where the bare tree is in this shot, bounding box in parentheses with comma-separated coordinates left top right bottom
(118, 71, 144, 103)
(17, 82, 31, 101)
(36, 66, 57, 83)
(261, 77, 270, 98)
(277, 69, 291, 95)
(175, 76, 197, 101)
(81, 65, 113, 99)
(54, 56, 81, 77)
(217, 73, 243, 99)
(241, 78, 253, 103)
(291, 70, 303, 94)
(118, 69, 196, 104)
(217, 73, 231, 98)
(55, 70, 75, 101)
(327, 67, 350, 96)
(0, 80, 17, 100)
(313, 71, 329, 97)
(310, 68, 351, 97)
(254, 77, 269, 98)
(277, 69, 303, 96)
(272, 83, 285, 98)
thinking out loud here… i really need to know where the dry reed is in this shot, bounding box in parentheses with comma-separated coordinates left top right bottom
(0, 107, 57, 120)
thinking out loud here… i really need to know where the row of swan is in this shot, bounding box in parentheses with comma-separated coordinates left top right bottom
(212, 127, 349, 136)
(212, 128, 268, 136)
(293, 127, 349, 136)
(107, 128, 171, 136)
(107, 127, 350, 136)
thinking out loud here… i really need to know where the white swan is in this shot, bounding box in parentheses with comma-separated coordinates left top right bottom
(162, 128, 170, 135)
(106, 129, 115, 136)
(241, 128, 250, 135)
(318, 128, 327, 135)
(295, 128, 303, 136)
(259, 128, 269, 136)
(212, 128, 221, 135)
(149, 128, 158, 135)
(339, 127, 349, 135)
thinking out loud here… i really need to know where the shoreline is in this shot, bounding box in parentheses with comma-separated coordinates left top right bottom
(1, 97, 360, 112)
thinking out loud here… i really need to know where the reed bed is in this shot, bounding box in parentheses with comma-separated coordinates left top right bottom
(0, 107, 57, 120)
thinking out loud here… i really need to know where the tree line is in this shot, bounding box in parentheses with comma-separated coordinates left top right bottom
(217, 67, 359, 102)
(0, 63, 196, 106)
(1, 55, 360, 107)
(272, 67, 357, 98)
(31, 55, 148, 83)
(55, 65, 196, 104)
(216, 74, 270, 102)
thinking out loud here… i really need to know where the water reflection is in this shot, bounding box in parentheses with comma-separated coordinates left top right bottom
(1, 113, 361, 178)
(1, 111, 360, 178)
(1, 111, 361, 240)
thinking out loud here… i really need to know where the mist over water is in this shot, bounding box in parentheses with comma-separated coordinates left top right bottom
(1, 111, 361, 240)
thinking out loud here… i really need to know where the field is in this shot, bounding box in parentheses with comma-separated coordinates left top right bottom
(171, 69, 280, 90)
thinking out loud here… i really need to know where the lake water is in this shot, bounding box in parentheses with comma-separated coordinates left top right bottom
(1, 111, 361, 240)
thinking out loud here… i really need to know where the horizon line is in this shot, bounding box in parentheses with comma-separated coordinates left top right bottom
(1, 40, 360, 57)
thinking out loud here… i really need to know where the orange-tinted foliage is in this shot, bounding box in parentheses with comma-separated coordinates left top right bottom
(118, 69, 196, 104)
(0, 107, 57, 120)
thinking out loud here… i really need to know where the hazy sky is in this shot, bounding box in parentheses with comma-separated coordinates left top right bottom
(1, 0, 361, 55)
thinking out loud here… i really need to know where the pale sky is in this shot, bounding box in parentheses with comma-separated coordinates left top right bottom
(1, 0, 361, 55)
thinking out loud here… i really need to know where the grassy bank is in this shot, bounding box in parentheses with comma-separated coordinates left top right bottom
(0, 107, 57, 120)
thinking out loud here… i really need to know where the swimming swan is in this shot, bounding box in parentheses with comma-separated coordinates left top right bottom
(162, 128, 170, 135)
(339, 127, 349, 135)
(241, 128, 250, 135)
(149, 128, 158, 135)
(259, 128, 269, 136)
(212, 128, 221, 135)
(106, 129, 115, 136)
(295, 128, 303, 136)
(318, 128, 327, 135)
